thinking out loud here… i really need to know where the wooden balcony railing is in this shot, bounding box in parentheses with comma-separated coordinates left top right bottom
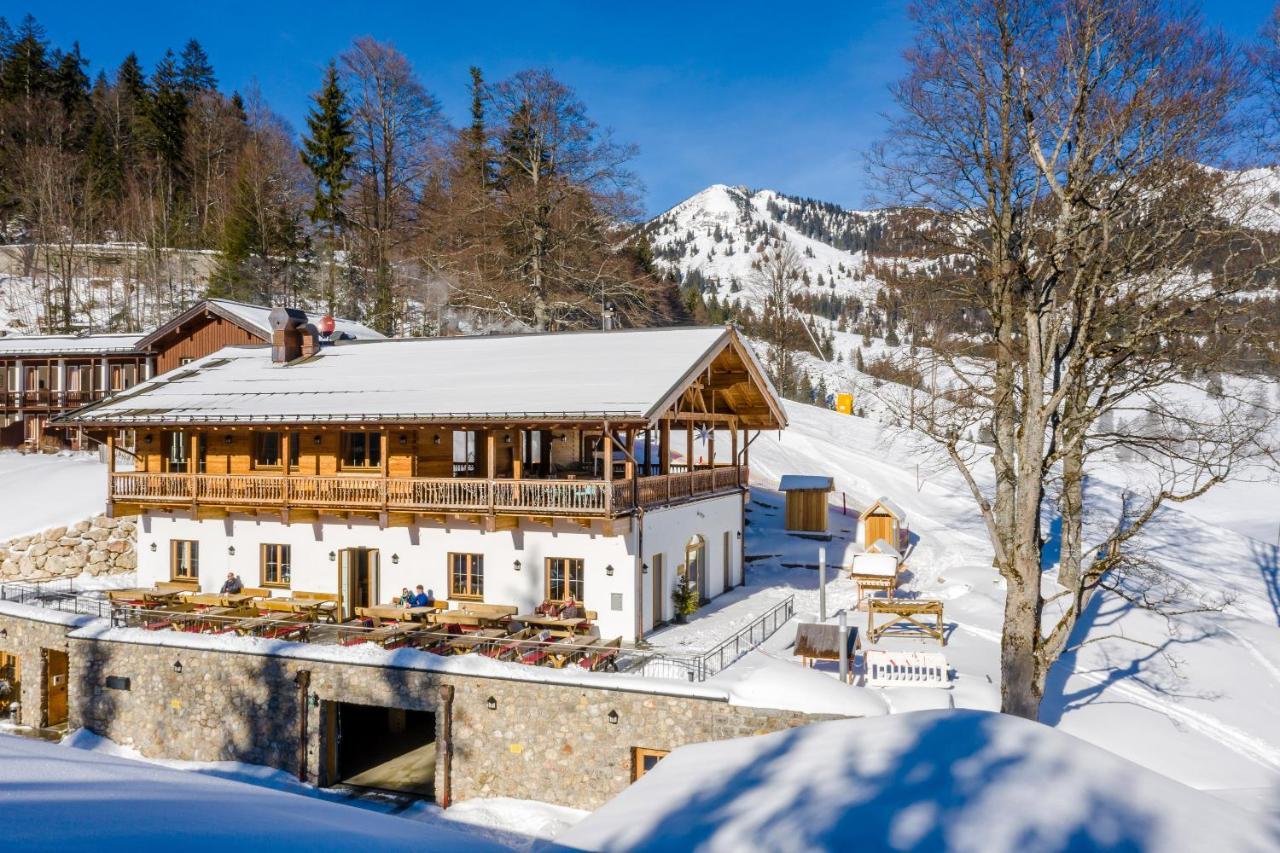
(108, 465, 749, 518)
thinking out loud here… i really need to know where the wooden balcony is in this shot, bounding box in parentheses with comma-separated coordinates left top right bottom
(108, 465, 748, 519)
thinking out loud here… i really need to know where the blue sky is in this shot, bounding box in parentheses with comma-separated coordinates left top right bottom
(17, 1, 1280, 217)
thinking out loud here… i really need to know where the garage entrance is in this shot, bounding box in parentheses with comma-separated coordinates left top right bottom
(324, 701, 437, 798)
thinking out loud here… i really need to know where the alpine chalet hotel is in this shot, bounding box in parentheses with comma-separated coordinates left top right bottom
(56, 310, 786, 641)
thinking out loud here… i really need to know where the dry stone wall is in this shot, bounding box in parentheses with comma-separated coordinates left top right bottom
(0, 515, 136, 581)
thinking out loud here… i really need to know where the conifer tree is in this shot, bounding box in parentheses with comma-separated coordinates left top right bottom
(299, 61, 353, 314)
(464, 65, 490, 190)
(178, 39, 216, 94)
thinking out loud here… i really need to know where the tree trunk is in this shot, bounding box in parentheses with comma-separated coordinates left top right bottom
(1057, 439, 1084, 591)
(1000, 573, 1043, 718)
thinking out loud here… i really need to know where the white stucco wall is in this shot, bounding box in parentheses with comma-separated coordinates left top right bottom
(635, 493, 744, 634)
(136, 492, 744, 643)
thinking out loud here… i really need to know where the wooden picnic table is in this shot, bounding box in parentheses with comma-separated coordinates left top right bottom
(256, 597, 333, 622)
(444, 628, 507, 654)
(429, 609, 512, 629)
(544, 633, 599, 668)
(108, 587, 184, 604)
(231, 612, 312, 639)
(866, 599, 945, 645)
(515, 614, 587, 633)
(357, 604, 441, 624)
(183, 592, 257, 608)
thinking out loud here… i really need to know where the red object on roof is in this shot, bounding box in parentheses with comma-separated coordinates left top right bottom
(317, 315, 336, 336)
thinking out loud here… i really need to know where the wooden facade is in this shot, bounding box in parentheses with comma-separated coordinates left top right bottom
(109, 423, 751, 524)
(150, 314, 262, 375)
(0, 348, 149, 449)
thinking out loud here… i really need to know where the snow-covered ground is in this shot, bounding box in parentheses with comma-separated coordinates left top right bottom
(645, 398, 1280, 822)
(0, 451, 108, 540)
(560, 710, 1280, 852)
(0, 728, 511, 852)
(40, 729, 585, 850)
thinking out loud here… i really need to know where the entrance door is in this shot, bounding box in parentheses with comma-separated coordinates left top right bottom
(0, 652, 19, 718)
(723, 531, 732, 591)
(649, 554, 664, 629)
(329, 701, 437, 797)
(45, 649, 68, 727)
(338, 548, 380, 619)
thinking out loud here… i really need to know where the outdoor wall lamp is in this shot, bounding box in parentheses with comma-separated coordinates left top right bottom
(398, 433, 408, 446)
(223, 434, 233, 445)
(313, 434, 322, 446)
(641, 562, 649, 575)
(149, 542, 157, 552)
(486, 696, 498, 711)
(227, 545, 235, 556)
(172, 660, 183, 674)
(328, 551, 336, 562)
(391, 553, 399, 565)
(144, 434, 152, 444)
(0, 628, 7, 639)
(605, 564, 614, 577)
(310, 693, 320, 708)
(607, 709, 619, 725)
(432, 433, 442, 445)
(513, 559, 522, 572)
(503, 434, 512, 444)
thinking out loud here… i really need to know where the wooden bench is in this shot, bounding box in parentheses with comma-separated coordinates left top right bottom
(866, 599, 945, 645)
(577, 637, 622, 672)
(156, 580, 199, 594)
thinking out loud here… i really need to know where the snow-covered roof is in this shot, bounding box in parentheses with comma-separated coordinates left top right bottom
(134, 298, 383, 352)
(58, 326, 787, 428)
(866, 538, 901, 559)
(862, 495, 907, 523)
(207, 298, 384, 341)
(0, 332, 143, 356)
(778, 474, 834, 491)
(561, 710, 1275, 853)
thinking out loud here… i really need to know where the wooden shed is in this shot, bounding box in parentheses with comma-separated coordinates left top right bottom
(779, 475, 835, 533)
(860, 497, 908, 550)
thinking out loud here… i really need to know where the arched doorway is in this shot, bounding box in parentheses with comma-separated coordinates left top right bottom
(685, 535, 706, 604)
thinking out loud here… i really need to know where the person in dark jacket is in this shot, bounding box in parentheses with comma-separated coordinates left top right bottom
(220, 572, 243, 595)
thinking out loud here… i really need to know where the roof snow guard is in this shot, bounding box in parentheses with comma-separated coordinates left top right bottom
(53, 326, 787, 430)
(0, 332, 144, 356)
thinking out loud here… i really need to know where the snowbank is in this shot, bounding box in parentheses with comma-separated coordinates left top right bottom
(0, 451, 108, 540)
(561, 710, 1280, 853)
(0, 730, 502, 851)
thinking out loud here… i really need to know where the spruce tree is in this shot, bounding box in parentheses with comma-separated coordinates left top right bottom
(299, 61, 353, 314)
(147, 49, 188, 184)
(464, 65, 490, 190)
(178, 39, 216, 94)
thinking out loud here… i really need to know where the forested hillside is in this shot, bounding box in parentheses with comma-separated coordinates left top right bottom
(0, 14, 674, 336)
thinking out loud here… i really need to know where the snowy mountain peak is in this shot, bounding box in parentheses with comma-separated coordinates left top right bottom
(644, 185, 898, 303)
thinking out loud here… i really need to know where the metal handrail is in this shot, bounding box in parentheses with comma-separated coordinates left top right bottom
(630, 594, 796, 682)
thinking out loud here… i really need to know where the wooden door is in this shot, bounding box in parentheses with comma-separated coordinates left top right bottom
(337, 550, 353, 620)
(45, 649, 68, 727)
(723, 531, 732, 591)
(650, 554, 664, 629)
(865, 515, 893, 547)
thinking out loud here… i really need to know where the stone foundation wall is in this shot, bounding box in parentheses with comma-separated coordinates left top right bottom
(0, 611, 76, 728)
(0, 606, 847, 811)
(73, 638, 837, 810)
(0, 515, 137, 581)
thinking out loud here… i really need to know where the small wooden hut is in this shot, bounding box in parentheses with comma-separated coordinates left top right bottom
(779, 475, 835, 533)
(860, 497, 908, 550)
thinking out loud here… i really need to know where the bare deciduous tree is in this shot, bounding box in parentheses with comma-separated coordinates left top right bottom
(874, 0, 1276, 717)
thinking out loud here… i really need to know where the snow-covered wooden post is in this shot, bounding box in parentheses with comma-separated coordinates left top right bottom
(818, 546, 827, 621)
(838, 609, 849, 684)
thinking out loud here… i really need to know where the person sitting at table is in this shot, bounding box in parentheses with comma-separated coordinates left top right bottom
(424, 588, 438, 606)
(410, 585, 430, 607)
(220, 572, 243, 595)
(395, 587, 412, 606)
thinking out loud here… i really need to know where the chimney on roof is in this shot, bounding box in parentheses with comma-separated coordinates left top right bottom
(268, 306, 310, 364)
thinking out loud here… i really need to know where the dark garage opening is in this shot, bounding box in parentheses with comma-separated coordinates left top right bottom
(333, 702, 437, 797)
